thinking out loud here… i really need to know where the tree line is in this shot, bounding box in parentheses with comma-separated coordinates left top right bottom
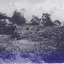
(0, 9, 61, 27)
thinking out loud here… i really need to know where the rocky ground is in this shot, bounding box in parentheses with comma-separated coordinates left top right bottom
(0, 35, 46, 63)
(0, 26, 64, 63)
(0, 34, 57, 63)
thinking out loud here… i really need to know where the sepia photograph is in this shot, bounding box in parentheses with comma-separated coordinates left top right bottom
(0, 0, 64, 63)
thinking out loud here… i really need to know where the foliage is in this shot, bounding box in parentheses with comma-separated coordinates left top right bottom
(0, 12, 63, 52)
(41, 13, 54, 26)
(12, 10, 26, 25)
(19, 25, 64, 52)
(30, 15, 40, 25)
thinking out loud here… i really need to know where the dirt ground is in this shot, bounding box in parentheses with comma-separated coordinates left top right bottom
(0, 34, 57, 52)
(0, 35, 46, 63)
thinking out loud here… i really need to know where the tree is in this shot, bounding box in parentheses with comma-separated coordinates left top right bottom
(12, 10, 26, 25)
(41, 13, 53, 26)
(0, 13, 11, 20)
(30, 15, 40, 25)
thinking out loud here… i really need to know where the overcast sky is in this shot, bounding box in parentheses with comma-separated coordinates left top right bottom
(0, 0, 64, 22)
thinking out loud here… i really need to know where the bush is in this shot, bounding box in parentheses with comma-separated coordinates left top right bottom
(12, 10, 26, 25)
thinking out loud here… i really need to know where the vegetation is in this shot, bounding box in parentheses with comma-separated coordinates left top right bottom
(0, 10, 64, 63)
(12, 10, 26, 25)
(0, 10, 63, 52)
(41, 13, 54, 26)
(30, 15, 40, 25)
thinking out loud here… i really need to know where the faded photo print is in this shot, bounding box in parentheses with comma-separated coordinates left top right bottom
(0, 0, 64, 64)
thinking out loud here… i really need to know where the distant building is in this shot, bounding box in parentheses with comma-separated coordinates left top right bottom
(54, 20, 61, 27)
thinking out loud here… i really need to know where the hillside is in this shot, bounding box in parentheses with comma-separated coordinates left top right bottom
(0, 24, 64, 63)
(0, 25, 64, 52)
(14, 25, 64, 52)
(0, 25, 64, 63)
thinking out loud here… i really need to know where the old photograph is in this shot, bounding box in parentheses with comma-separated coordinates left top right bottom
(0, 0, 64, 63)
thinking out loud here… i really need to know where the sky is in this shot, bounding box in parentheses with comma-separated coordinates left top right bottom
(0, 0, 64, 22)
